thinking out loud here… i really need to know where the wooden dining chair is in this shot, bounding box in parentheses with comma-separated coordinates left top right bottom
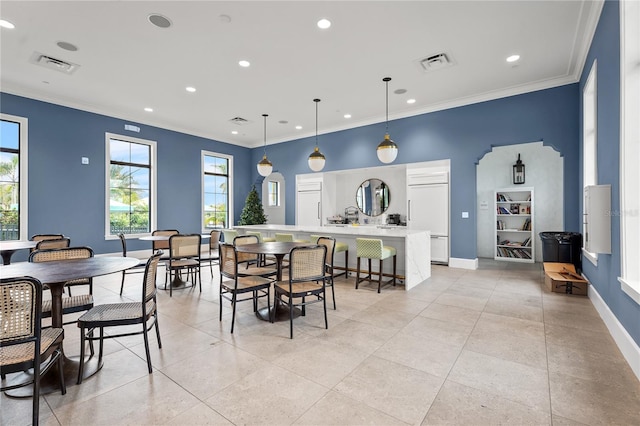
(219, 243, 273, 333)
(29, 247, 95, 324)
(1, 276, 66, 426)
(165, 234, 201, 296)
(118, 233, 147, 295)
(274, 245, 328, 338)
(29, 233, 65, 252)
(77, 251, 163, 383)
(233, 235, 277, 278)
(200, 230, 221, 276)
(35, 237, 70, 251)
(152, 229, 178, 260)
(316, 237, 337, 310)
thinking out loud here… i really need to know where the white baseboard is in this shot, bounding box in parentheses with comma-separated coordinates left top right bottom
(449, 257, 479, 270)
(589, 285, 640, 381)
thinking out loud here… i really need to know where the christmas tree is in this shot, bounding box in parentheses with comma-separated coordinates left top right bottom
(238, 185, 267, 225)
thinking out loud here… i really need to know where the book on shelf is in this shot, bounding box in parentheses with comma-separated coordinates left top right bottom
(521, 218, 531, 231)
(497, 206, 511, 215)
(496, 193, 513, 202)
(497, 246, 532, 259)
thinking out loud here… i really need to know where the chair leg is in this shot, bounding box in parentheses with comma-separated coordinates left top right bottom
(393, 255, 397, 286)
(378, 259, 383, 293)
(330, 277, 336, 310)
(57, 348, 66, 394)
(142, 322, 152, 374)
(120, 271, 125, 295)
(97, 327, 105, 368)
(323, 284, 328, 330)
(32, 361, 40, 426)
(154, 312, 162, 349)
(267, 287, 272, 323)
(356, 257, 361, 288)
(230, 294, 237, 334)
(219, 288, 224, 321)
(77, 326, 86, 384)
(289, 295, 294, 339)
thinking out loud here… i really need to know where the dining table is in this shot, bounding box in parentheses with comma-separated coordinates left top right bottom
(0, 240, 37, 265)
(235, 241, 312, 321)
(1, 255, 140, 396)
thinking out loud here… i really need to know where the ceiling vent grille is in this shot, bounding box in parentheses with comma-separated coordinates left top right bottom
(30, 52, 79, 74)
(229, 117, 252, 125)
(416, 53, 454, 73)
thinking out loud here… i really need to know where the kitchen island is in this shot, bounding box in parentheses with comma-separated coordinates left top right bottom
(233, 224, 430, 290)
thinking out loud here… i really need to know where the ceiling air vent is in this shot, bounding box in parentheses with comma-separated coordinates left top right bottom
(416, 53, 454, 73)
(30, 52, 79, 74)
(229, 117, 252, 125)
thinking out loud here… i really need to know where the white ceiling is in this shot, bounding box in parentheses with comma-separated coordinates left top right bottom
(0, 1, 602, 148)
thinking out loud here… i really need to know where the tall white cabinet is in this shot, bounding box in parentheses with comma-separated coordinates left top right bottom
(407, 172, 449, 264)
(495, 187, 534, 263)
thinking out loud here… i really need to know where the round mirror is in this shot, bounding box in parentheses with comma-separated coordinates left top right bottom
(356, 179, 390, 217)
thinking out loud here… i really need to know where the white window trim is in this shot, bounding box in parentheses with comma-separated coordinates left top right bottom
(201, 150, 233, 232)
(582, 60, 598, 266)
(619, 0, 640, 304)
(104, 132, 157, 239)
(0, 113, 28, 241)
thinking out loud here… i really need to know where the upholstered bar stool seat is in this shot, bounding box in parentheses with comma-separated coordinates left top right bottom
(309, 235, 348, 278)
(275, 233, 306, 243)
(245, 231, 275, 242)
(222, 229, 238, 244)
(355, 238, 396, 293)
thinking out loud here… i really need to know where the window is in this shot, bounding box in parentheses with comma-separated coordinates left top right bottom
(619, 0, 640, 303)
(202, 151, 233, 230)
(582, 61, 598, 265)
(0, 114, 27, 241)
(268, 180, 280, 206)
(105, 133, 156, 237)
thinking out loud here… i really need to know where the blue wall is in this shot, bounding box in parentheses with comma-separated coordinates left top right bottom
(0, 93, 253, 260)
(578, 0, 639, 347)
(251, 84, 581, 260)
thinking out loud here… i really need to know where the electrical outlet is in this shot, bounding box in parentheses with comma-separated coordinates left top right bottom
(81, 157, 89, 165)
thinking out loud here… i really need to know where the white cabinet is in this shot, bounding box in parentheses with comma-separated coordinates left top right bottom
(584, 184, 611, 254)
(407, 172, 449, 264)
(296, 181, 322, 226)
(495, 187, 534, 263)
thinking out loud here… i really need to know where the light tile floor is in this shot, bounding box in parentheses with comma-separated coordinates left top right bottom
(3, 260, 639, 425)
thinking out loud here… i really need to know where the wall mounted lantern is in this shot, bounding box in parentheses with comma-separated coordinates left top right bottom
(513, 153, 525, 184)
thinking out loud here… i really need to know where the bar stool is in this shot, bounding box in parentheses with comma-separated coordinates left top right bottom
(355, 238, 396, 293)
(245, 231, 276, 242)
(222, 229, 238, 243)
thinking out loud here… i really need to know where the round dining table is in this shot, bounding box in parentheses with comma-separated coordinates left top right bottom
(0, 240, 37, 265)
(1, 256, 140, 396)
(235, 241, 312, 321)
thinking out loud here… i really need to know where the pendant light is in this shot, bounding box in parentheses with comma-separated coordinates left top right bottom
(377, 77, 398, 164)
(257, 113, 273, 177)
(308, 98, 326, 172)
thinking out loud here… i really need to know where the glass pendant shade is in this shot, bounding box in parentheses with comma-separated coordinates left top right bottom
(308, 146, 326, 172)
(377, 133, 398, 164)
(257, 155, 273, 177)
(257, 113, 273, 177)
(308, 98, 326, 172)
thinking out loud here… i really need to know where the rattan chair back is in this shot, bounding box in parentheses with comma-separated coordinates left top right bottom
(143, 251, 162, 310)
(209, 230, 221, 250)
(30, 234, 65, 242)
(151, 229, 178, 251)
(30, 246, 93, 263)
(289, 245, 327, 282)
(0, 276, 66, 424)
(35, 237, 70, 250)
(233, 234, 259, 264)
(219, 243, 238, 279)
(316, 237, 335, 270)
(169, 234, 201, 260)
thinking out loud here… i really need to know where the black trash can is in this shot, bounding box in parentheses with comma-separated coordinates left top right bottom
(539, 232, 583, 272)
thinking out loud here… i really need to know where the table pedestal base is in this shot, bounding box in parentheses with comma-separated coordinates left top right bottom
(3, 355, 102, 397)
(256, 304, 301, 322)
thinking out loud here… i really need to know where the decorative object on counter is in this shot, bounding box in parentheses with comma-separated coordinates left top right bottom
(356, 178, 390, 216)
(513, 153, 525, 184)
(238, 185, 267, 225)
(308, 98, 326, 172)
(344, 206, 359, 224)
(257, 113, 273, 177)
(387, 213, 401, 225)
(376, 77, 398, 164)
(326, 215, 347, 224)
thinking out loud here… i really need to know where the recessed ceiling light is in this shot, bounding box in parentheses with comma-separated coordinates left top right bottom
(407, 99, 416, 104)
(57, 41, 78, 51)
(231, 130, 238, 135)
(317, 18, 331, 29)
(238, 60, 250, 67)
(219, 14, 231, 24)
(186, 86, 196, 92)
(0, 19, 15, 29)
(344, 114, 351, 119)
(148, 13, 172, 29)
(278, 120, 288, 124)
(295, 125, 302, 130)
(394, 89, 407, 95)
(506, 54, 520, 63)
(144, 107, 153, 112)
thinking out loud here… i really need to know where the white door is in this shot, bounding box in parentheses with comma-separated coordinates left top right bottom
(297, 190, 322, 226)
(408, 183, 449, 263)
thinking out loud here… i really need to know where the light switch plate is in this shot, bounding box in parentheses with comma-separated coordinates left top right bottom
(81, 157, 89, 165)
(462, 211, 469, 218)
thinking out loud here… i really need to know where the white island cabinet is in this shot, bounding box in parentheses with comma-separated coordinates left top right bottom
(233, 224, 431, 290)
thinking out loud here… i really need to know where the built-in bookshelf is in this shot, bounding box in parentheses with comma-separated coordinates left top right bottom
(495, 187, 534, 263)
